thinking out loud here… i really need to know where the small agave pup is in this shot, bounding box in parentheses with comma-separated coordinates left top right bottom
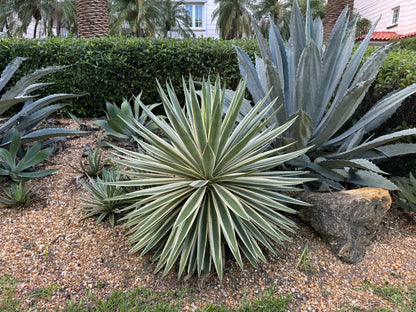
(108, 77, 313, 279)
(235, 0, 416, 190)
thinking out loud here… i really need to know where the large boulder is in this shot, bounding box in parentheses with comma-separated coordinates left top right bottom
(294, 187, 392, 264)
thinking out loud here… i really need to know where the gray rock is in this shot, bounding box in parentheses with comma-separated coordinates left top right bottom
(82, 144, 92, 157)
(294, 187, 391, 264)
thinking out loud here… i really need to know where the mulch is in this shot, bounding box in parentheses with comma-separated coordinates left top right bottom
(1, 119, 415, 311)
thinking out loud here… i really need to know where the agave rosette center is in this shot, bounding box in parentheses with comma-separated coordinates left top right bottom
(109, 77, 311, 279)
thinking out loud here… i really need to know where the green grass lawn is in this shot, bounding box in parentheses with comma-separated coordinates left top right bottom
(338, 281, 416, 312)
(0, 274, 291, 312)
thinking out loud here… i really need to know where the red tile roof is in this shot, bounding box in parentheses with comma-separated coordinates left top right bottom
(401, 31, 416, 38)
(356, 31, 416, 41)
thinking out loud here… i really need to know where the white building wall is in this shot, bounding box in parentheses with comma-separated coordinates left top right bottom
(401, 1, 416, 34)
(354, 0, 416, 35)
(23, 18, 55, 38)
(186, 0, 219, 38)
(24, 19, 37, 38)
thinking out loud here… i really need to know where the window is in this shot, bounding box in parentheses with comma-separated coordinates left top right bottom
(391, 7, 400, 25)
(185, 4, 204, 28)
(60, 28, 68, 36)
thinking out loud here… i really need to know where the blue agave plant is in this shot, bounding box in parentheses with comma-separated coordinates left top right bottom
(234, 0, 416, 190)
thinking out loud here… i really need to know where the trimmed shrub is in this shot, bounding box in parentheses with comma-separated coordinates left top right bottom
(359, 48, 416, 135)
(357, 47, 416, 176)
(392, 36, 416, 51)
(0, 37, 259, 117)
(373, 48, 416, 97)
(0, 36, 414, 148)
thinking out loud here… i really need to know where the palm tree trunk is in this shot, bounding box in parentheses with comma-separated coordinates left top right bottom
(33, 8, 42, 39)
(48, 18, 54, 36)
(227, 20, 238, 40)
(56, 17, 61, 36)
(76, 0, 109, 38)
(33, 19, 39, 38)
(56, 2, 62, 37)
(324, 0, 354, 41)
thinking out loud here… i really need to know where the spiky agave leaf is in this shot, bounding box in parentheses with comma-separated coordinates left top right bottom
(92, 94, 162, 143)
(234, 0, 416, 190)
(0, 129, 59, 182)
(0, 181, 38, 208)
(396, 172, 416, 213)
(107, 77, 313, 279)
(0, 58, 87, 148)
(80, 169, 129, 227)
(79, 147, 114, 177)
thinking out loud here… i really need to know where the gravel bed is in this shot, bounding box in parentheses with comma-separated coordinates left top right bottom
(1, 119, 415, 311)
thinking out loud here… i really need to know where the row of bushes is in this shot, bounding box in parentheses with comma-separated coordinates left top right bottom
(360, 47, 416, 134)
(0, 37, 258, 117)
(361, 44, 416, 176)
(0, 36, 415, 120)
(394, 35, 416, 51)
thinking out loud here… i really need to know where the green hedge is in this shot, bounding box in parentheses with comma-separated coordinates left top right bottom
(1, 37, 416, 173)
(374, 48, 416, 96)
(0, 36, 414, 126)
(359, 47, 416, 133)
(391, 36, 416, 51)
(359, 47, 416, 176)
(0, 37, 259, 117)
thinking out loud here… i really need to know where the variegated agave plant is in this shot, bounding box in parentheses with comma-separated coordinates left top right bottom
(235, 0, 416, 190)
(108, 77, 312, 279)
